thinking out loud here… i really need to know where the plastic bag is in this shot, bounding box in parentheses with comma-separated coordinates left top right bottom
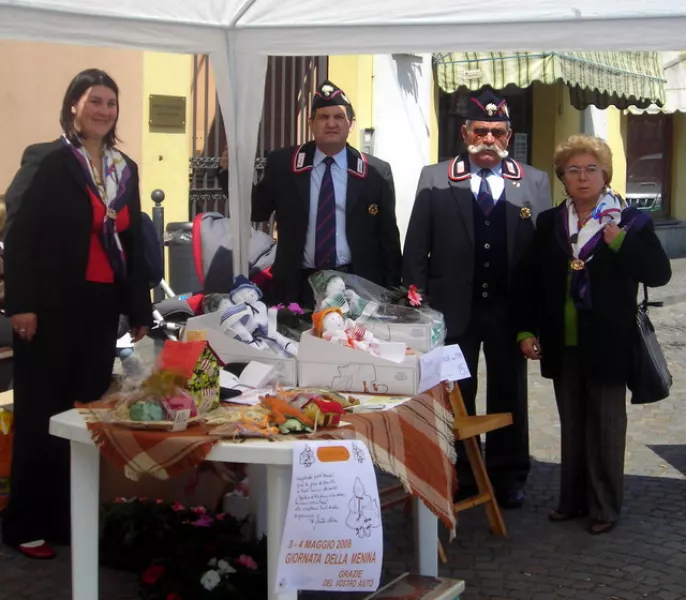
(0, 408, 13, 511)
(309, 271, 446, 352)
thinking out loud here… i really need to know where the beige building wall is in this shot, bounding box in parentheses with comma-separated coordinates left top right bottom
(0, 40, 143, 191)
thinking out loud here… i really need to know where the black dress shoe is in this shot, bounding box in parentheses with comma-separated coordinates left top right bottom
(496, 489, 525, 509)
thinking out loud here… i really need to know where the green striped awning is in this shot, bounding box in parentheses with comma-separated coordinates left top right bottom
(434, 52, 666, 110)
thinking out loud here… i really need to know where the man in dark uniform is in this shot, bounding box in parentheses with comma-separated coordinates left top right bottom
(403, 90, 552, 508)
(252, 80, 402, 308)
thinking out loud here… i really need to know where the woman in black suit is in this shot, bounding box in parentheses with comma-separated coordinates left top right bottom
(516, 135, 671, 535)
(1, 69, 152, 558)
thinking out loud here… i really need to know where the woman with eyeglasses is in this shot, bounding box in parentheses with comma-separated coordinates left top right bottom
(514, 134, 670, 535)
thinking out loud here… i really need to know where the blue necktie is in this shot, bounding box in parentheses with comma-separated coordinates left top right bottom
(477, 168, 494, 216)
(315, 156, 337, 269)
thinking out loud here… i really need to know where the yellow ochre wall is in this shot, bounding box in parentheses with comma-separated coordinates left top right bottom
(327, 55, 375, 146)
(139, 53, 193, 225)
(670, 113, 686, 220)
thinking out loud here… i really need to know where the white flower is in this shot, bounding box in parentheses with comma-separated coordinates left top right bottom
(217, 559, 236, 575)
(200, 569, 221, 591)
(207, 558, 218, 567)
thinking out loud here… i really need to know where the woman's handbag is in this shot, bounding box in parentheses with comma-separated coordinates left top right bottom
(628, 285, 672, 404)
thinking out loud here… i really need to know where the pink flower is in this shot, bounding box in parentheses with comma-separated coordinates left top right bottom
(274, 303, 285, 310)
(287, 303, 304, 315)
(192, 514, 214, 527)
(155, 499, 164, 504)
(191, 506, 207, 514)
(237, 555, 258, 570)
(407, 285, 422, 307)
(113, 497, 127, 503)
(215, 513, 226, 521)
(172, 502, 185, 512)
(141, 564, 165, 585)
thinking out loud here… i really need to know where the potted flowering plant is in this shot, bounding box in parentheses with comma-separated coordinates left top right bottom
(100, 497, 266, 599)
(139, 544, 266, 600)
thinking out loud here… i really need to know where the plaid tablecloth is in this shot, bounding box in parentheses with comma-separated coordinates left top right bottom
(76, 384, 457, 536)
(76, 400, 218, 481)
(314, 384, 458, 539)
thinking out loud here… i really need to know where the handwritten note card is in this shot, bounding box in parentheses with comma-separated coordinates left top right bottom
(275, 441, 383, 594)
(418, 344, 471, 393)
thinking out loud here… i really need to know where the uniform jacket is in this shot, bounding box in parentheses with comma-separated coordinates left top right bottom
(403, 153, 552, 339)
(251, 140, 402, 303)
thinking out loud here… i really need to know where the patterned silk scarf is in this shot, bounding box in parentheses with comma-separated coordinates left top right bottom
(565, 188, 626, 310)
(62, 135, 131, 280)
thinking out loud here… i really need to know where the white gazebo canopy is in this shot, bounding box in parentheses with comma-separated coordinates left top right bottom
(2, 0, 686, 273)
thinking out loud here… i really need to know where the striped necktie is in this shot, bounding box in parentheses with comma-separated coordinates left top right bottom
(314, 156, 337, 269)
(477, 168, 495, 216)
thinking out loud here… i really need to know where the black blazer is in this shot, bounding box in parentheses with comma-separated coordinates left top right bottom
(514, 203, 671, 384)
(251, 141, 402, 303)
(3, 140, 153, 328)
(403, 155, 552, 339)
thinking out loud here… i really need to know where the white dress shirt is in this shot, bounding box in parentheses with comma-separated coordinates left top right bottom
(470, 162, 505, 202)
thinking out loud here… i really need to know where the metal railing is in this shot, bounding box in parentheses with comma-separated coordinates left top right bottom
(189, 55, 327, 219)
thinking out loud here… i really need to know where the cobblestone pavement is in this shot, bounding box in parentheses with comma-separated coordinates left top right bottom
(2, 261, 686, 600)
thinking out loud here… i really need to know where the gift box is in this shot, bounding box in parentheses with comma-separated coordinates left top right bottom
(157, 340, 223, 413)
(297, 330, 420, 395)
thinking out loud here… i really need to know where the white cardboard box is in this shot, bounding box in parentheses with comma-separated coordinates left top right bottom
(297, 330, 420, 395)
(182, 313, 298, 386)
(364, 320, 440, 353)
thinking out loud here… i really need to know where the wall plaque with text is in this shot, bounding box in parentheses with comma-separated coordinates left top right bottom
(149, 95, 186, 132)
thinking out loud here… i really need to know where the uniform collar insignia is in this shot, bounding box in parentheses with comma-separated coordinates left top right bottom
(291, 142, 316, 173)
(448, 154, 470, 181)
(502, 157, 523, 180)
(346, 146, 368, 179)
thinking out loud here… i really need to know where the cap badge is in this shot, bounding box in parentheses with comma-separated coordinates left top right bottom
(321, 84, 334, 96)
(485, 103, 498, 116)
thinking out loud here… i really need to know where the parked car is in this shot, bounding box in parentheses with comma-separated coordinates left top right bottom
(626, 153, 664, 212)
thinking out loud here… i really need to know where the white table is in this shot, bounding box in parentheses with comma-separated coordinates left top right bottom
(50, 409, 438, 600)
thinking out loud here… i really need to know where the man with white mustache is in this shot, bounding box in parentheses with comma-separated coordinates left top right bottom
(403, 90, 551, 509)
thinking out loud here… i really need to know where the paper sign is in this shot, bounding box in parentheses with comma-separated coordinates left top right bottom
(441, 344, 471, 382)
(275, 441, 383, 594)
(418, 345, 471, 392)
(418, 346, 443, 393)
(171, 409, 191, 432)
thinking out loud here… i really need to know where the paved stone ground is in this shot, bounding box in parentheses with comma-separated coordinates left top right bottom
(2, 261, 686, 600)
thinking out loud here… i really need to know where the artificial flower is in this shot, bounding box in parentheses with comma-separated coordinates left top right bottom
(200, 569, 221, 591)
(191, 506, 207, 514)
(142, 564, 165, 585)
(113, 497, 127, 503)
(237, 555, 258, 570)
(192, 514, 214, 527)
(171, 501, 185, 512)
(287, 302, 304, 315)
(408, 285, 422, 307)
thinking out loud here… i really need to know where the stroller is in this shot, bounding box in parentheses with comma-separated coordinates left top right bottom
(148, 212, 277, 342)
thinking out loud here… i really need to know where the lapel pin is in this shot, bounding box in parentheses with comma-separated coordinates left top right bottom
(368, 204, 379, 216)
(520, 207, 531, 219)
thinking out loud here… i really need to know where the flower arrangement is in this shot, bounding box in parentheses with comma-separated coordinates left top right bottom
(99, 497, 267, 600)
(381, 284, 427, 308)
